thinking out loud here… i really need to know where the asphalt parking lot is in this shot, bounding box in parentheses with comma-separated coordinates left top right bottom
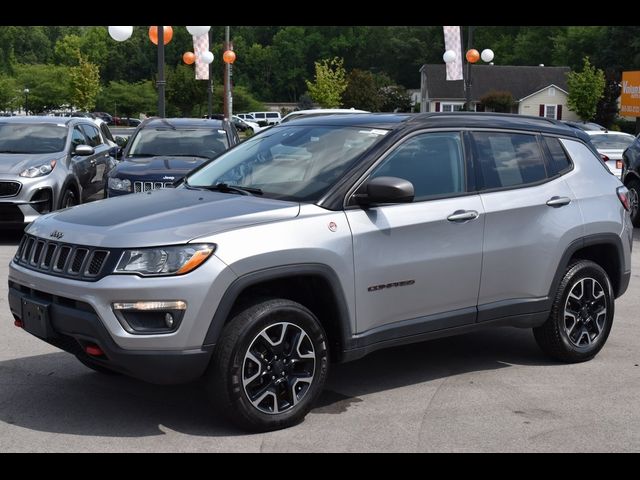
(0, 227, 639, 452)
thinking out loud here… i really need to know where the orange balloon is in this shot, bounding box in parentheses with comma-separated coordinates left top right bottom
(183, 51, 196, 65)
(149, 26, 173, 45)
(466, 49, 480, 64)
(223, 50, 236, 64)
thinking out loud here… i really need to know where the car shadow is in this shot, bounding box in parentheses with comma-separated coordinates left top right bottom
(0, 228, 24, 246)
(0, 326, 555, 437)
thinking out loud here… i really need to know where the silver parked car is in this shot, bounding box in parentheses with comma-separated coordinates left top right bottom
(8, 113, 633, 431)
(0, 116, 115, 225)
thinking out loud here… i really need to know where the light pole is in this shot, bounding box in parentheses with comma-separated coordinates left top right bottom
(223, 26, 236, 119)
(443, 26, 494, 112)
(108, 26, 173, 118)
(23, 88, 29, 116)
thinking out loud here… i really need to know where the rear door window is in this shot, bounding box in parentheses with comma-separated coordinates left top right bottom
(472, 132, 547, 189)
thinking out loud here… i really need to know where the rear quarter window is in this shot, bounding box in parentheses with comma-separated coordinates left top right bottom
(543, 136, 572, 176)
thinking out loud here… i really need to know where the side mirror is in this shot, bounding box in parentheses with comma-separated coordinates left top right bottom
(354, 176, 415, 206)
(74, 145, 94, 156)
(108, 146, 122, 159)
(115, 136, 128, 148)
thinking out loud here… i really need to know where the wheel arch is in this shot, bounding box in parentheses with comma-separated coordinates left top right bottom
(549, 233, 627, 301)
(57, 176, 81, 209)
(203, 264, 353, 362)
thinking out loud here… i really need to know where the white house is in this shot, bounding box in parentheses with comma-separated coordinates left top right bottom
(419, 64, 580, 121)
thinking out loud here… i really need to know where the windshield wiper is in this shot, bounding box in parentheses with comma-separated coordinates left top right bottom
(197, 182, 263, 196)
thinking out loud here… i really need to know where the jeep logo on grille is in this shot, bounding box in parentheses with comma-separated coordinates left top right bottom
(49, 230, 64, 239)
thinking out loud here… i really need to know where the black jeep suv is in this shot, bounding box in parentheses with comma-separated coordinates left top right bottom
(622, 133, 640, 226)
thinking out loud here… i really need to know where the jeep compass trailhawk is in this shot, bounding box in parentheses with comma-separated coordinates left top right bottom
(8, 113, 633, 431)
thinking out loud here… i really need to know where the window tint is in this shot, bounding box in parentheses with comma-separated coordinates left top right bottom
(370, 132, 465, 201)
(100, 123, 114, 142)
(80, 124, 102, 147)
(71, 126, 86, 150)
(473, 132, 547, 189)
(544, 136, 572, 175)
(266, 113, 279, 118)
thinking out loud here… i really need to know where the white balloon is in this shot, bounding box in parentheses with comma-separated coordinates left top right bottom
(443, 50, 457, 64)
(481, 49, 495, 63)
(108, 26, 133, 42)
(200, 51, 214, 64)
(187, 26, 211, 36)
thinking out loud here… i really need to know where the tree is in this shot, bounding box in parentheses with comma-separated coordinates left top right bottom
(479, 91, 515, 113)
(69, 55, 100, 111)
(297, 93, 314, 110)
(14, 64, 72, 113)
(0, 75, 18, 111)
(567, 57, 606, 121)
(96, 80, 157, 118)
(165, 64, 207, 117)
(305, 57, 347, 108)
(342, 69, 382, 111)
(378, 85, 412, 112)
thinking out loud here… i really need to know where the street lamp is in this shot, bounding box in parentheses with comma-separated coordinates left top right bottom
(23, 88, 29, 116)
(443, 26, 494, 111)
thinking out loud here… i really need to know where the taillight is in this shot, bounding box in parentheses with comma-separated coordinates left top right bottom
(601, 154, 610, 162)
(617, 186, 631, 211)
(616, 160, 623, 170)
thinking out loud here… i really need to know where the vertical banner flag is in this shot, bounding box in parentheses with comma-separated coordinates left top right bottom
(443, 26, 463, 81)
(193, 33, 209, 80)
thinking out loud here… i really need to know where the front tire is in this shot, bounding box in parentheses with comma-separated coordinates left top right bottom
(206, 298, 329, 432)
(534, 260, 614, 363)
(59, 188, 78, 209)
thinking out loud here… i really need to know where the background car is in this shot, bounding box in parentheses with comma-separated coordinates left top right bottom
(235, 113, 256, 121)
(279, 108, 370, 124)
(106, 117, 239, 197)
(231, 115, 264, 134)
(0, 116, 115, 225)
(247, 111, 281, 126)
(585, 130, 636, 178)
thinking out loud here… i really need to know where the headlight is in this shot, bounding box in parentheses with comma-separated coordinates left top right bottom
(108, 177, 132, 191)
(20, 160, 56, 178)
(115, 244, 215, 276)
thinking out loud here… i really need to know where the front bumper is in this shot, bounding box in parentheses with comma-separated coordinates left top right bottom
(8, 251, 238, 382)
(8, 281, 212, 384)
(0, 175, 60, 224)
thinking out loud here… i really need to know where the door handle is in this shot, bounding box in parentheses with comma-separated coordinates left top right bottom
(447, 210, 479, 222)
(546, 196, 571, 207)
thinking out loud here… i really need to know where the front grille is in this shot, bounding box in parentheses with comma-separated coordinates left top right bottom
(13, 234, 114, 282)
(133, 181, 174, 193)
(0, 181, 21, 197)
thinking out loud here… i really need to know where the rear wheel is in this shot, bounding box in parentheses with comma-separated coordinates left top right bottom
(534, 260, 614, 363)
(206, 298, 329, 432)
(626, 178, 640, 227)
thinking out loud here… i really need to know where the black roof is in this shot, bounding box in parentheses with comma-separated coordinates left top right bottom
(421, 64, 570, 102)
(279, 112, 579, 137)
(143, 117, 225, 128)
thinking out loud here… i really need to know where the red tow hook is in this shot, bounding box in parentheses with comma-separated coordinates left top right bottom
(85, 344, 105, 357)
(14, 319, 24, 328)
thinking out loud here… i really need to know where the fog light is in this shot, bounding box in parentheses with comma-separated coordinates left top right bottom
(112, 300, 186, 334)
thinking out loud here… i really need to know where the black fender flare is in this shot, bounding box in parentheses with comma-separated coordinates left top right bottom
(202, 263, 353, 352)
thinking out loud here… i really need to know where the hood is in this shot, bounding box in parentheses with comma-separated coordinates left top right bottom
(0, 153, 62, 175)
(26, 188, 300, 248)
(113, 156, 209, 179)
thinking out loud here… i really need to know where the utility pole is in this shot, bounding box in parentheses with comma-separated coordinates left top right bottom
(223, 26, 232, 119)
(157, 26, 166, 117)
(207, 29, 213, 119)
(464, 26, 475, 112)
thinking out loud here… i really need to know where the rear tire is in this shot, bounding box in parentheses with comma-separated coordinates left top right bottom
(206, 298, 329, 432)
(534, 260, 614, 363)
(626, 178, 640, 227)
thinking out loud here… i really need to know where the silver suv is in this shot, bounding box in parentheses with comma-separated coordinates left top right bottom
(8, 113, 633, 431)
(0, 116, 115, 225)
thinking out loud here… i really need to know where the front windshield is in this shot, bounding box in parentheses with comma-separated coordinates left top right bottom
(186, 125, 388, 202)
(0, 124, 67, 154)
(590, 134, 635, 150)
(127, 127, 229, 159)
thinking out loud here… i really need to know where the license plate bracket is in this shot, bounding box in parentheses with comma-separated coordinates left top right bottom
(21, 297, 52, 338)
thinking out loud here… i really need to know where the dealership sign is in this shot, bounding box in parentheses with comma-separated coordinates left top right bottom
(621, 71, 640, 116)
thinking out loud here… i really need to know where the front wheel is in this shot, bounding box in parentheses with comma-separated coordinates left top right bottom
(206, 298, 329, 432)
(59, 188, 78, 209)
(534, 260, 614, 363)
